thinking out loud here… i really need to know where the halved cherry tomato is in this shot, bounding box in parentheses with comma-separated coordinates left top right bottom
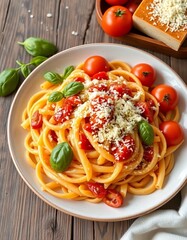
(105, 0, 129, 5)
(103, 189, 123, 208)
(79, 133, 93, 150)
(159, 121, 184, 147)
(136, 101, 154, 123)
(126, 0, 142, 14)
(131, 63, 156, 87)
(111, 135, 135, 161)
(31, 110, 43, 129)
(87, 182, 107, 198)
(91, 71, 109, 80)
(102, 6, 133, 37)
(83, 56, 110, 77)
(151, 84, 178, 113)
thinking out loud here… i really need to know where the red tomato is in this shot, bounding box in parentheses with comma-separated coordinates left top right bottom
(109, 83, 132, 98)
(131, 63, 156, 87)
(87, 182, 107, 198)
(54, 104, 73, 123)
(105, 0, 129, 5)
(89, 83, 108, 92)
(83, 56, 110, 77)
(103, 189, 123, 208)
(159, 121, 184, 147)
(143, 145, 153, 162)
(74, 77, 85, 83)
(151, 84, 178, 113)
(111, 135, 135, 161)
(50, 130, 58, 142)
(126, 0, 142, 14)
(91, 71, 109, 80)
(102, 6, 133, 37)
(31, 110, 43, 129)
(79, 133, 93, 150)
(136, 101, 154, 123)
(65, 95, 82, 107)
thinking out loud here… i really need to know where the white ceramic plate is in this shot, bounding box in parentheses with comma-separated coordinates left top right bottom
(7, 43, 187, 221)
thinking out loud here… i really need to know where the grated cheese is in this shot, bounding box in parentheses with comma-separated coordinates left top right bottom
(148, 0, 187, 32)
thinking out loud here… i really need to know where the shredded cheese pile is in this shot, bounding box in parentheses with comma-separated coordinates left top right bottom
(148, 0, 187, 32)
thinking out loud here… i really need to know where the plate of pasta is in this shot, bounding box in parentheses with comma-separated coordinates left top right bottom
(7, 43, 187, 221)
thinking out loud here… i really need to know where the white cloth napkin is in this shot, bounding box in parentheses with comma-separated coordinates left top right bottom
(121, 185, 187, 240)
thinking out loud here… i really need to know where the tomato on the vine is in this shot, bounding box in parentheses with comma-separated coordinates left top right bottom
(151, 84, 178, 113)
(105, 0, 129, 5)
(131, 63, 156, 87)
(83, 56, 110, 77)
(159, 121, 184, 147)
(102, 6, 133, 37)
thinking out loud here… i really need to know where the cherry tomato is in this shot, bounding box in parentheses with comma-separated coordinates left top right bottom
(111, 135, 135, 161)
(31, 110, 43, 129)
(91, 71, 109, 80)
(83, 56, 110, 77)
(79, 133, 93, 150)
(105, 0, 129, 5)
(136, 101, 154, 123)
(87, 182, 107, 198)
(151, 84, 178, 113)
(126, 0, 142, 14)
(131, 63, 156, 87)
(102, 6, 133, 37)
(103, 189, 123, 208)
(143, 145, 153, 162)
(159, 121, 184, 147)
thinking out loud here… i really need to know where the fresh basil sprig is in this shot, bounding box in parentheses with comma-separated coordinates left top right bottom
(63, 82, 84, 97)
(50, 142, 74, 172)
(48, 81, 84, 102)
(44, 72, 63, 84)
(48, 91, 64, 102)
(138, 120, 154, 145)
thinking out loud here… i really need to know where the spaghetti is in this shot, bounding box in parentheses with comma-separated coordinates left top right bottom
(21, 57, 183, 207)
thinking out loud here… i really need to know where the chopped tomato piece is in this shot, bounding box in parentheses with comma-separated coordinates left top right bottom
(74, 77, 85, 83)
(65, 95, 82, 107)
(88, 83, 108, 92)
(79, 133, 93, 150)
(103, 189, 123, 208)
(109, 83, 132, 98)
(31, 110, 43, 129)
(54, 104, 73, 123)
(91, 71, 109, 80)
(50, 130, 58, 142)
(136, 101, 154, 123)
(111, 136, 135, 161)
(83, 123, 92, 133)
(87, 182, 107, 198)
(143, 145, 154, 162)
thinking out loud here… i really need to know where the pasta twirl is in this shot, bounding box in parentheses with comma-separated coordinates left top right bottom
(21, 58, 183, 207)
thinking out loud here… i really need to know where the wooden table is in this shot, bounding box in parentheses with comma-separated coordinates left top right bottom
(0, 0, 186, 239)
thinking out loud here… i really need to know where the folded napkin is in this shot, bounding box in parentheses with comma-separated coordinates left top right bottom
(121, 185, 187, 240)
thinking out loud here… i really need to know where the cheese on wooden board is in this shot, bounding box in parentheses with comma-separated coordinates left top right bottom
(133, 0, 187, 51)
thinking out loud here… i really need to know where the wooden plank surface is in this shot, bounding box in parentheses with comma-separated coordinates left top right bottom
(0, 0, 186, 240)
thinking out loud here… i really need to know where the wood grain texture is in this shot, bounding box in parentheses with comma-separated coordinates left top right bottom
(0, 0, 186, 240)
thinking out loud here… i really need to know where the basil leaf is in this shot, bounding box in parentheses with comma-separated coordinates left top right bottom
(50, 142, 74, 172)
(30, 56, 47, 66)
(44, 72, 63, 84)
(63, 82, 84, 97)
(138, 120, 154, 145)
(21, 64, 31, 78)
(62, 65, 74, 79)
(48, 91, 64, 102)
